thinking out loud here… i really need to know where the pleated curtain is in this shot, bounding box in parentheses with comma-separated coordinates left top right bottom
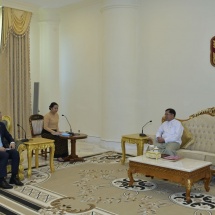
(0, 7, 32, 139)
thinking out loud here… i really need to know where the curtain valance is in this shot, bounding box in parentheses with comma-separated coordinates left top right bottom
(1, 7, 32, 51)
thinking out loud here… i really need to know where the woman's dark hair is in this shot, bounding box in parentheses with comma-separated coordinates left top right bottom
(165, 108, 176, 117)
(49, 102, 58, 110)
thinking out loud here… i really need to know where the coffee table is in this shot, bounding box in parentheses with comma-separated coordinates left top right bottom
(121, 134, 150, 164)
(128, 155, 211, 203)
(60, 133, 87, 163)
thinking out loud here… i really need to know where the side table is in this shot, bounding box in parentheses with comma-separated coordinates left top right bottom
(121, 134, 149, 164)
(24, 138, 55, 178)
(60, 133, 87, 163)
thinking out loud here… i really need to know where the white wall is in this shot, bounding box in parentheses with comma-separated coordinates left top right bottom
(56, 0, 215, 142)
(138, 0, 215, 134)
(59, 3, 102, 137)
(29, 12, 40, 113)
(6, 0, 215, 143)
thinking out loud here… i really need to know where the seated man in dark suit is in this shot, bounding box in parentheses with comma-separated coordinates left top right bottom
(0, 122, 23, 189)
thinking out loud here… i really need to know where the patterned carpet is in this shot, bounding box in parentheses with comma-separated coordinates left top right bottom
(1, 151, 215, 215)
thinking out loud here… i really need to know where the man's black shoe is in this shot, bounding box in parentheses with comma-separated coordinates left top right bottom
(9, 178, 24, 186)
(0, 180, 13, 189)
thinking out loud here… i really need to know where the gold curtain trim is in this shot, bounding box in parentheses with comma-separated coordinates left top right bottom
(1, 7, 32, 52)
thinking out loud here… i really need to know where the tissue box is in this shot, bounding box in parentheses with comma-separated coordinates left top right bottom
(146, 151, 161, 159)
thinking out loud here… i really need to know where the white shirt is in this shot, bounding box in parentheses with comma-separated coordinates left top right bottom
(156, 119, 184, 144)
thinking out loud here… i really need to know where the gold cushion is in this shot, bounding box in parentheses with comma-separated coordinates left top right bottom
(180, 123, 194, 149)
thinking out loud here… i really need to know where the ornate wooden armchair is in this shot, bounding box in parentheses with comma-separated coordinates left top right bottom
(1, 115, 26, 180)
(29, 114, 49, 159)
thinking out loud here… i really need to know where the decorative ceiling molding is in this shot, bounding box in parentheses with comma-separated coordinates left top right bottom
(1, 0, 102, 13)
(1, 0, 39, 12)
(59, 0, 101, 12)
(101, 0, 140, 12)
(1, 0, 96, 9)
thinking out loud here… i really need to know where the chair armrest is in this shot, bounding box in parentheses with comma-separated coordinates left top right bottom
(15, 140, 25, 150)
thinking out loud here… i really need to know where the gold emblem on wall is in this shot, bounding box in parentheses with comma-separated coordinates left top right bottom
(210, 36, 215, 67)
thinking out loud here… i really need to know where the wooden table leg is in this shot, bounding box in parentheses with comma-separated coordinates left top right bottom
(63, 139, 84, 163)
(35, 149, 39, 168)
(49, 145, 55, 173)
(27, 148, 33, 178)
(204, 171, 211, 192)
(137, 143, 144, 156)
(121, 140, 126, 164)
(185, 179, 192, 203)
(128, 168, 134, 186)
(70, 139, 78, 158)
(137, 140, 147, 156)
(70, 139, 84, 163)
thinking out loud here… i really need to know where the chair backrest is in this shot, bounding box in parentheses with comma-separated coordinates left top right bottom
(2, 115, 12, 133)
(29, 114, 44, 137)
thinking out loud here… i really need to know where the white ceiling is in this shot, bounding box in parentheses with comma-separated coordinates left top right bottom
(3, 0, 84, 9)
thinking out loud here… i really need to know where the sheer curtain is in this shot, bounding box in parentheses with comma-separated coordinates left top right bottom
(0, 7, 32, 138)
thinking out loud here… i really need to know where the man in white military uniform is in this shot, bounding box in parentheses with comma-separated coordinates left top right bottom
(154, 108, 183, 156)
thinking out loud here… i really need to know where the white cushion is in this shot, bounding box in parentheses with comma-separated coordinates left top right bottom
(32, 119, 43, 135)
(182, 115, 215, 153)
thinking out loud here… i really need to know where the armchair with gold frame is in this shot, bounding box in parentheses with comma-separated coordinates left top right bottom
(1, 115, 26, 181)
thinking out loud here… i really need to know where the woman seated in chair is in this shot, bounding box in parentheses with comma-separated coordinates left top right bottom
(41, 102, 68, 161)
